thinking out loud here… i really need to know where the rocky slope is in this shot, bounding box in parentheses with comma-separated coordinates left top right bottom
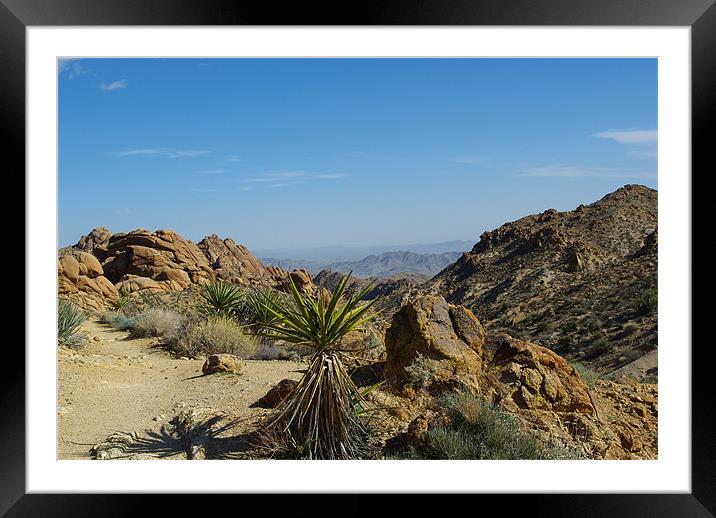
(416, 184, 658, 376)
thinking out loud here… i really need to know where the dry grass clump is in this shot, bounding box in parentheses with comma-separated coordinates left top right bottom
(165, 315, 259, 359)
(389, 392, 585, 460)
(129, 307, 182, 338)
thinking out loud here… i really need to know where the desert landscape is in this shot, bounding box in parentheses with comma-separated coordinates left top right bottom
(57, 184, 657, 460)
(56, 57, 658, 461)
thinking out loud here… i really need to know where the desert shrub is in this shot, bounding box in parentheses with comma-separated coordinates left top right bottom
(535, 321, 553, 333)
(590, 331, 609, 350)
(166, 315, 259, 358)
(621, 321, 639, 334)
(583, 317, 601, 332)
(254, 341, 285, 360)
(570, 361, 599, 388)
(100, 311, 121, 326)
(636, 284, 657, 316)
(136, 289, 190, 314)
(403, 392, 584, 460)
(404, 352, 438, 388)
(555, 334, 572, 352)
(129, 307, 181, 338)
(563, 319, 578, 332)
(641, 373, 658, 384)
(58, 299, 87, 347)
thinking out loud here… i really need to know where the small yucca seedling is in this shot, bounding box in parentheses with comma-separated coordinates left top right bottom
(256, 272, 380, 459)
(112, 288, 131, 314)
(58, 299, 87, 346)
(201, 281, 243, 317)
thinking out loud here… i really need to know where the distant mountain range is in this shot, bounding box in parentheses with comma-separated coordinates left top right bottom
(324, 250, 462, 278)
(259, 240, 471, 276)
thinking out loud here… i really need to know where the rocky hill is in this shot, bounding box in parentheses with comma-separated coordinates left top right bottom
(418, 184, 658, 376)
(59, 227, 286, 311)
(325, 250, 461, 278)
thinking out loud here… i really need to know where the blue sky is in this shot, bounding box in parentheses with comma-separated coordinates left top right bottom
(58, 58, 657, 250)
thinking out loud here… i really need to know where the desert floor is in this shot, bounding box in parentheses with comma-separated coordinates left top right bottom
(57, 319, 306, 459)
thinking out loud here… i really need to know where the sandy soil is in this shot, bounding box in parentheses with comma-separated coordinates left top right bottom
(58, 319, 306, 459)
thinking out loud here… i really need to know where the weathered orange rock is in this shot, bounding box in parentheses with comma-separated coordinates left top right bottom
(202, 354, 244, 375)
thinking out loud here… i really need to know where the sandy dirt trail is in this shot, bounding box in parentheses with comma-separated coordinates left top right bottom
(58, 319, 305, 459)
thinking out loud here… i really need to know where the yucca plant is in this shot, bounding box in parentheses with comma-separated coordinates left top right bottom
(239, 286, 286, 333)
(58, 298, 87, 346)
(200, 281, 243, 318)
(256, 273, 380, 459)
(112, 287, 131, 314)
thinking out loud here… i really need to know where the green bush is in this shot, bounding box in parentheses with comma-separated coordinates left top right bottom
(570, 361, 599, 388)
(621, 321, 639, 334)
(58, 299, 87, 347)
(636, 285, 657, 316)
(402, 392, 584, 460)
(535, 321, 554, 333)
(563, 319, 578, 332)
(404, 352, 438, 388)
(129, 307, 181, 338)
(165, 314, 259, 358)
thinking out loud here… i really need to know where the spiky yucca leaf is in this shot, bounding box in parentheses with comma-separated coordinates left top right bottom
(258, 272, 379, 353)
(201, 281, 243, 317)
(266, 352, 373, 459)
(239, 286, 286, 333)
(58, 298, 87, 345)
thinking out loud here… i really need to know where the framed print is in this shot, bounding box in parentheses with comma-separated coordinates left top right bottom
(6, 0, 711, 515)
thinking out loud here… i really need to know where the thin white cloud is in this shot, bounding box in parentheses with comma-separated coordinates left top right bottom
(226, 155, 242, 162)
(58, 58, 86, 79)
(114, 148, 210, 158)
(345, 151, 386, 159)
(101, 80, 128, 91)
(593, 129, 657, 144)
(516, 165, 655, 179)
(629, 149, 658, 160)
(236, 171, 306, 183)
(314, 173, 349, 179)
(198, 169, 225, 175)
(188, 187, 216, 192)
(453, 156, 490, 166)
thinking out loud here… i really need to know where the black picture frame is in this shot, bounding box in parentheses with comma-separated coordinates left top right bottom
(5, 0, 709, 515)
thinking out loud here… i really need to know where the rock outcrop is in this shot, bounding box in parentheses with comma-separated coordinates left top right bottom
(197, 234, 284, 285)
(385, 295, 485, 392)
(381, 294, 657, 459)
(101, 229, 216, 292)
(58, 249, 118, 311)
(75, 227, 112, 254)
